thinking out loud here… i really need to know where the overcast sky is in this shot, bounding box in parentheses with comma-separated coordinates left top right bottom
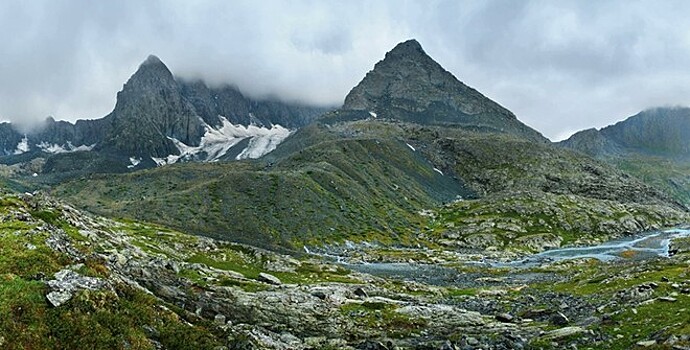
(2, 0, 690, 140)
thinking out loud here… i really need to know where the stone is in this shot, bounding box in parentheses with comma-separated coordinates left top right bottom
(636, 340, 656, 347)
(439, 340, 457, 350)
(356, 340, 388, 350)
(258, 272, 282, 285)
(550, 312, 570, 326)
(522, 308, 549, 319)
(311, 291, 327, 300)
(45, 269, 108, 307)
(659, 297, 677, 302)
(496, 313, 515, 323)
(47, 290, 73, 307)
(214, 314, 226, 325)
(466, 337, 480, 346)
(354, 287, 368, 298)
(543, 327, 586, 340)
(664, 335, 678, 345)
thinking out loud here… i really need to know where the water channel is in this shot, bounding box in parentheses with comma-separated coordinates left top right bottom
(339, 228, 690, 287)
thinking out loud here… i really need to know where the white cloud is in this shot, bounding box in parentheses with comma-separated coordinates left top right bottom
(1, 0, 690, 140)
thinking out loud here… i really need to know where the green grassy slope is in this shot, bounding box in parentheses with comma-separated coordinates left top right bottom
(53, 120, 686, 252)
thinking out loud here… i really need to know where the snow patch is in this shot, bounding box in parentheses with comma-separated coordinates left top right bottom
(14, 137, 29, 155)
(406, 143, 416, 151)
(151, 154, 181, 167)
(36, 141, 95, 154)
(154, 117, 293, 166)
(369, 111, 377, 118)
(127, 157, 142, 169)
(433, 167, 444, 175)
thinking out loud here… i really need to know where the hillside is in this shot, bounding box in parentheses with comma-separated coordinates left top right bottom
(560, 107, 690, 206)
(53, 40, 686, 253)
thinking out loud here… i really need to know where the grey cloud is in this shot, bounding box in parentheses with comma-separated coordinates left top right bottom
(1, 0, 690, 140)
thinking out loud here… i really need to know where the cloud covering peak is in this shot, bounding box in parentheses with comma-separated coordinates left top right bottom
(2, 1, 690, 140)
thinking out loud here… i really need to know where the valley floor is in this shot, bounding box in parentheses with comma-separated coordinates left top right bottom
(1, 192, 689, 349)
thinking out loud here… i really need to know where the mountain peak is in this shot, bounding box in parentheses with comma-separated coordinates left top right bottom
(386, 39, 424, 56)
(143, 54, 163, 66)
(340, 39, 547, 142)
(122, 55, 176, 94)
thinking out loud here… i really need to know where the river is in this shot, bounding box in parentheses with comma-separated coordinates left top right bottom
(338, 228, 690, 287)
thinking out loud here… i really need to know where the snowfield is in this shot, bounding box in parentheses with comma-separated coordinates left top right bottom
(153, 117, 293, 166)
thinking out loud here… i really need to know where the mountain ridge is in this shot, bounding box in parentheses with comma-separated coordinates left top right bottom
(51, 40, 687, 252)
(559, 106, 690, 206)
(0, 55, 331, 175)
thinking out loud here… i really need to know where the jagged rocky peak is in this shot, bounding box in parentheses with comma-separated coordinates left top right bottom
(340, 39, 547, 142)
(100, 54, 205, 158)
(120, 54, 178, 94)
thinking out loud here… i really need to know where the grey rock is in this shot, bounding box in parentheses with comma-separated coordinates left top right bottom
(550, 312, 570, 326)
(354, 287, 368, 298)
(356, 340, 388, 350)
(496, 313, 515, 323)
(636, 340, 657, 347)
(311, 291, 327, 300)
(45, 269, 108, 307)
(439, 340, 457, 350)
(214, 314, 226, 325)
(543, 326, 586, 340)
(258, 272, 282, 285)
(46, 290, 73, 308)
(466, 337, 480, 346)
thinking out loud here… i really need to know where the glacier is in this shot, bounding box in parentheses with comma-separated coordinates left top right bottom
(153, 117, 293, 166)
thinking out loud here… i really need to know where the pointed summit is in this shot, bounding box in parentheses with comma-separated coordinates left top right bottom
(341, 39, 546, 142)
(142, 54, 163, 65)
(122, 55, 176, 94)
(99, 54, 205, 157)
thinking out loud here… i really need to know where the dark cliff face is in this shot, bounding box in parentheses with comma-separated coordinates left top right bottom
(178, 80, 331, 129)
(0, 54, 330, 166)
(0, 123, 24, 155)
(97, 55, 206, 158)
(337, 39, 547, 142)
(561, 107, 690, 158)
(29, 117, 110, 147)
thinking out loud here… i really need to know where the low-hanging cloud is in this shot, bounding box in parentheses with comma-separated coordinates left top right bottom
(2, 0, 690, 140)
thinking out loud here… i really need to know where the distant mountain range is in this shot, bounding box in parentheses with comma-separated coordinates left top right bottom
(559, 107, 690, 206)
(0, 55, 330, 173)
(560, 107, 690, 159)
(51, 39, 687, 251)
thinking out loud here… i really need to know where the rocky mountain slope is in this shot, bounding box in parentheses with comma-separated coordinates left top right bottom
(560, 107, 690, 159)
(53, 40, 687, 253)
(322, 40, 547, 143)
(560, 107, 690, 206)
(0, 56, 330, 177)
(5, 184, 690, 349)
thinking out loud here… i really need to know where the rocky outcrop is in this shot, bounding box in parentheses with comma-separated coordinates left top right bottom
(46, 268, 110, 307)
(97, 55, 206, 157)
